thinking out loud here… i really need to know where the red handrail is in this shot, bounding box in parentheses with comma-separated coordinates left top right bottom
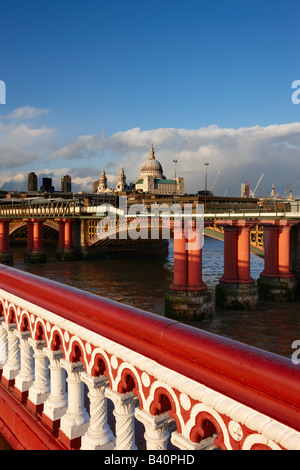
(0, 264, 299, 432)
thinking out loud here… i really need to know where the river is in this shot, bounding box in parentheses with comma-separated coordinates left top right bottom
(8, 236, 300, 360)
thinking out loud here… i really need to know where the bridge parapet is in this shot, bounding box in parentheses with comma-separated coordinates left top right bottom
(0, 200, 80, 219)
(0, 265, 299, 450)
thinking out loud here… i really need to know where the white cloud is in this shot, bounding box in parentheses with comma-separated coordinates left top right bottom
(0, 106, 55, 170)
(0, 171, 27, 190)
(1, 107, 299, 197)
(7, 123, 54, 143)
(52, 123, 300, 197)
(5, 105, 49, 121)
(0, 145, 42, 170)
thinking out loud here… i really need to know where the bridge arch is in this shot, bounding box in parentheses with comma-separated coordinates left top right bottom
(88, 218, 264, 258)
(9, 220, 59, 241)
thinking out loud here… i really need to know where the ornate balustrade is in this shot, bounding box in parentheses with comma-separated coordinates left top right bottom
(0, 201, 79, 219)
(0, 264, 299, 450)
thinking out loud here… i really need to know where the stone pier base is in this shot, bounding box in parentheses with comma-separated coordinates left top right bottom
(0, 251, 13, 266)
(56, 248, 79, 261)
(24, 249, 47, 263)
(257, 276, 297, 302)
(215, 282, 258, 311)
(165, 289, 212, 321)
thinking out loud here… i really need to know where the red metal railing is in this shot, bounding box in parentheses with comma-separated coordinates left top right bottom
(0, 264, 299, 450)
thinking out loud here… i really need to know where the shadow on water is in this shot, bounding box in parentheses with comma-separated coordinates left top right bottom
(10, 237, 300, 360)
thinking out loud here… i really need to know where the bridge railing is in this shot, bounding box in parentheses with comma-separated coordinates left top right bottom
(0, 196, 299, 220)
(0, 200, 80, 219)
(0, 264, 299, 450)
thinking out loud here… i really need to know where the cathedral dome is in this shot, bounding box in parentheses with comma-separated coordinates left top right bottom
(141, 158, 163, 173)
(140, 143, 163, 177)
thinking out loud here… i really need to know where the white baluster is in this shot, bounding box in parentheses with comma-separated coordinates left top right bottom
(14, 331, 34, 400)
(171, 431, 217, 450)
(81, 373, 115, 450)
(105, 389, 139, 450)
(27, 339, 50, 413)
(42, 349, 68, 432)
(59, 359, 89, 447)
(1, 323, 20, 387)
(135, 408, 174, 450)
(0, 318, 8, 371)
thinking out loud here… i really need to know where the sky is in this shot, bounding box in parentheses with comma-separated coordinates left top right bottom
(0, 0, 299, 197)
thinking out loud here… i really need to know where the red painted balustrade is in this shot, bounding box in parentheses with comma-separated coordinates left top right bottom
(0, 264, 299, 450)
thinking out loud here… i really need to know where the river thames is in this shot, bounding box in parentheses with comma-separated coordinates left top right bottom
(9, 236, 300, 361)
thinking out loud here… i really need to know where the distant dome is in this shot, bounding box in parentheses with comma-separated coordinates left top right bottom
(141, 158, 163, 173)
(140, 143, 164, 178)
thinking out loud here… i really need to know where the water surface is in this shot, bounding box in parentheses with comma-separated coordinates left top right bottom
(9, 237, 300, 360)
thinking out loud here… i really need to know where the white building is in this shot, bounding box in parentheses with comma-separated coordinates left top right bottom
(96, 169, 112, 193)
(115, 165, 128, 192)
(135, 143, 184, 195)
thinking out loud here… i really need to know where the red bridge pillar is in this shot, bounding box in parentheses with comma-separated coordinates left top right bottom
(187, 221, 207, 291)
(216, 221, 258, 310)
(0, 220, 10, 252)
(0, 220, 13, 265)
(258, 221, 297, 301)
(260, 223, 279, 277)
(57, 220, 65, 251)
(24, 219, 46, 263)
(171, 223, 188, 290)
(278, 221, 294, 278)
(56, 219, 77, 261)
(165, 221, 212, 321)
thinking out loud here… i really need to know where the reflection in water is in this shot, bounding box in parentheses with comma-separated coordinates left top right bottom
(10, 237, 300, 360)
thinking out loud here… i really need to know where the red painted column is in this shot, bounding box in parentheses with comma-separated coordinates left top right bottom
(237, 223, 253, 283)
(171, 222, 188, 290)
(0, 220, 11, 252)
(33, 220, 44, 251)
(187, 221, 206, 291)
(25, 219, 34, 251)
(278, 222, 294, 278)
(57, 220, 65, 250)
(64, 220, 74, 250)
(4, 221, 10, 252)
(261, 224, 279, 277)
(221, 224, 238, 282)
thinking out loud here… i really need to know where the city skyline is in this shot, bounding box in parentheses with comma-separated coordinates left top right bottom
(0, 0, 299, 196)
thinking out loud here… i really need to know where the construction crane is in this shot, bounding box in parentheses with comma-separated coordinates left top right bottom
(282, 184, 290, 198)
(250, 173, 264, 198)
(209, 170, 221, 195)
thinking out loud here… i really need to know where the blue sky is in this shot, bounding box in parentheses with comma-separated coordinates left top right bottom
(0, 0, 299, 196)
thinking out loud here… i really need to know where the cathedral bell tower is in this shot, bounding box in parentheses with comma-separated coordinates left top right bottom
(115, 165, 127, 192)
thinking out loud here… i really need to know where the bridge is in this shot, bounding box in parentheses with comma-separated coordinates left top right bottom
(0, 194, 291, 257)
(0, 263, 299, 450)
(0, 195, 300, 450)
(0, 196, 300, 312)
(0, 195, 300, 315)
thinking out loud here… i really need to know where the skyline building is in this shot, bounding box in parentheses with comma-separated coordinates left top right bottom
(135, 143, 184, 195)
(28, 172, 37, 192)
(61, 175, 72, 193)
(40, 177, 54, 192)
(93, 143, 184, 196)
